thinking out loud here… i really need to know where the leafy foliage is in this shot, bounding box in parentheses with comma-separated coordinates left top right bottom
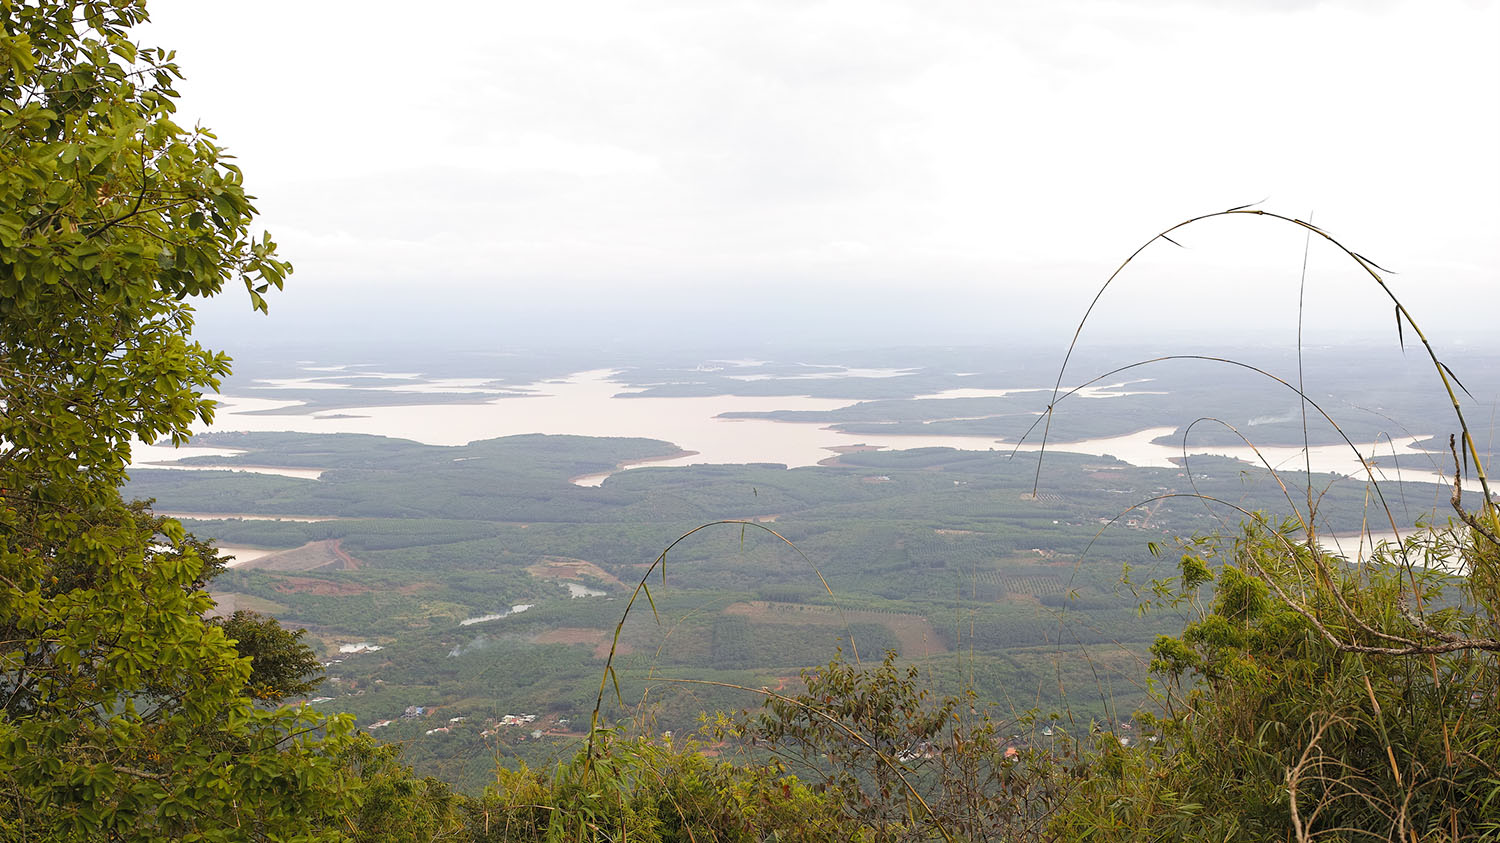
(1053, 521, 1500, 840)
(0, 2, 354, 839)
(742, 651, 1071, 842)
(216, 609, 325, 702)
(466, 733, 854, 842)
(331, 735, 463, 842)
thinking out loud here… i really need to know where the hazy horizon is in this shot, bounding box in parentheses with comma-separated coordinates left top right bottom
(142, 0, 1496, 357)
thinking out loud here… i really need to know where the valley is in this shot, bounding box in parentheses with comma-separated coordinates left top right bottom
(121, 345, 1490, 791)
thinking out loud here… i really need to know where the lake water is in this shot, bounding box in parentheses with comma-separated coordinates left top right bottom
(217, 545, 279, 568)
(1042, 426, 1482, 495)
(459, 604, 535, 626)
(1317, 529, 1469, 573)
(338, 642, 383, 653)
(159, 512, 340, 522)
(139, 463, 325, 480)
(148, 369, 1014, 471)
(129, 441, 325, 479)
(135, 367, 1483, 497)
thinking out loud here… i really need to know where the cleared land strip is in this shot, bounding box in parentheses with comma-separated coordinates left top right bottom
(234, 539, 361, 572)
(723, 601, 948, 656)
(531, 628, 628, 659)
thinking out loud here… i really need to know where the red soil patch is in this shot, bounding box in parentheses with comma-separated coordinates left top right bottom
(327, 539, 360, 570)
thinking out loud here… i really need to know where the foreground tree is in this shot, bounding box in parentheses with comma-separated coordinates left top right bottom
(1052, 521, 1500, 840)
(743, 650, 1070, 842)
(216, 609, 326, 703)
(1, 2, 352, 839)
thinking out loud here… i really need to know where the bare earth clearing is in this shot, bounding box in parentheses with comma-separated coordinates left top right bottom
(205, 592, 291, 618)
(526, 556, 624, 586)
(236, 539, 361, 572)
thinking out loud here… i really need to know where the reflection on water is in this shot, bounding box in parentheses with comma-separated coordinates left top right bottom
(131, 442, 245, 463)
(565, 582, 607, 598)
(727, 366, 918, 382)
(915, 379, 1165, 401)
(571, 473, 613, 487)
(129, 439, 325, 480)
(251, 375, 525, 396)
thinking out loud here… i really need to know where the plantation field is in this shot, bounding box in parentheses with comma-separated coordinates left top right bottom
(723, 601, 948, 656)
(122, 415, 1470, 791)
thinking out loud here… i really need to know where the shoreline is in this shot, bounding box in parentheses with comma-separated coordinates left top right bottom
(159, 512, 341, 522)
(134, 462, 326, 480)
(569, 448, 701, 487)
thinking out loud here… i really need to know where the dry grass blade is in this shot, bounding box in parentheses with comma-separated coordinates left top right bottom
(1016, 353, 1411, 564)
(1179, 416, 1312, 533)
(1038, 207, 1494, 510)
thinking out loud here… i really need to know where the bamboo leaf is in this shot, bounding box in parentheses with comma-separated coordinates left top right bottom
(1441, 362, 1474, 399)
(1353, 251, 1396, 274)
(641, 582, 659, 622)
(608, 664, 623, 705)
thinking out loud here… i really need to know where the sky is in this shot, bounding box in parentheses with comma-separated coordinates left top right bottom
(146, 0, 1500, 352)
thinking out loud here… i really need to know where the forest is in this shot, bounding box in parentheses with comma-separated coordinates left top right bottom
(118, 425, 1453, 790)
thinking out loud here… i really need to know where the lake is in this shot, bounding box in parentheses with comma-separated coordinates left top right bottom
(136, 366, 1483, 496)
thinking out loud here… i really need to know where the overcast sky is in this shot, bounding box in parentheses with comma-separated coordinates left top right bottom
(147, 0, 1499, 351)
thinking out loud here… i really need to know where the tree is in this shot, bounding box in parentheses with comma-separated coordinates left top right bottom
(334, 735, 461, 843)
(0, 2, 351, 839)
(1052, 522, 1500, 840)
(216, 610, 325, 703)
(466, 734, 853, 843)
(744, 650, 1068, 842)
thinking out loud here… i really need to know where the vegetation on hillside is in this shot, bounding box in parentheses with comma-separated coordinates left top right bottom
(0, 2, 348, 838)
(3, 0, 1496, 840)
